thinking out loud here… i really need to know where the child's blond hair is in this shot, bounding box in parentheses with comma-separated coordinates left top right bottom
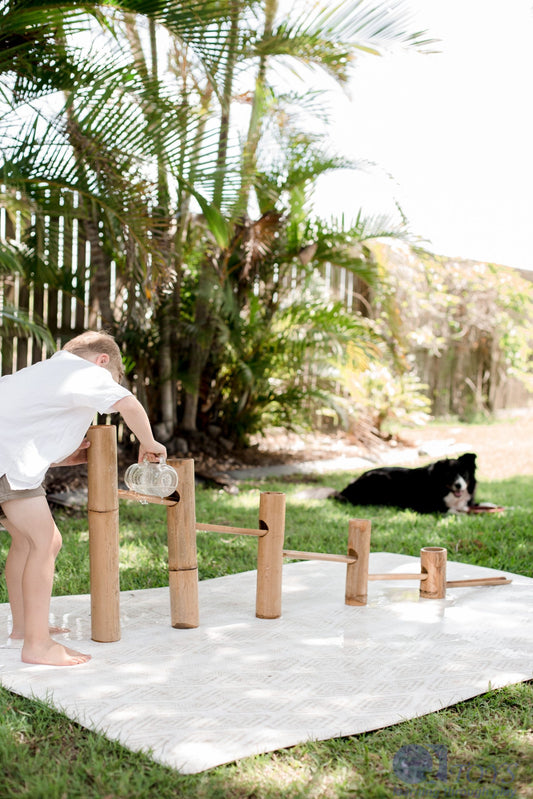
(62, 331, 125, 382)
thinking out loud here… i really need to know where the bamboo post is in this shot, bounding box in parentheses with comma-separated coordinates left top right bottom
(256, 492, 286, 619)
(87, 425, 120, 642)
(166, 459, 199, 629)
(345, 518, 371, 606)
(419, 546, 447, 599)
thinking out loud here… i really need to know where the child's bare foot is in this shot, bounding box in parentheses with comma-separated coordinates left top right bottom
(21, 639, 91, 666)
(9, 625, 70, 641)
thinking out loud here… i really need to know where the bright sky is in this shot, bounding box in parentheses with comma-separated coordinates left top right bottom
(312, 0, 533, 270)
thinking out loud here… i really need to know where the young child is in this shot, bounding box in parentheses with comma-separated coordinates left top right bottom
(0, 330, 167, 666)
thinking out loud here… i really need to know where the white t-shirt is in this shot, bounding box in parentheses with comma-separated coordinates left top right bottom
(0, 351, 131, 490)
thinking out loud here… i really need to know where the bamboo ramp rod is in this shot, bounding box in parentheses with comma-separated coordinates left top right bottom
(196, 522, 266, 537)
(118, 488, 178, 506)
(446, 576, 512, 588)
(283, 549, 356, 564)
(368, 572, 428, 581)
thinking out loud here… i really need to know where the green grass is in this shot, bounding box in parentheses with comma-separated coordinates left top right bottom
(1, 471, 532, 798)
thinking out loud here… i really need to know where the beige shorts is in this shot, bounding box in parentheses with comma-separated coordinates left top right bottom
(0, 474, 46, 521)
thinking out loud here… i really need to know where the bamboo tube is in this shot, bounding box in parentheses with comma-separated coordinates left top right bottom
(282, 549, 356, 564)
(256, 492, 286, 619)
(419, 546, 447, 599)
(196, 522, 265, 537)
(446, 576, 512, 588)
(168, 571, 199, 627)
(368, 572, 427, 581)
(87, 425, 120, 642)
(166, 459, 199, 629)
(87, 509, 120, 642)
(345, 518, 371, 606)
(88, 425, 118, 514)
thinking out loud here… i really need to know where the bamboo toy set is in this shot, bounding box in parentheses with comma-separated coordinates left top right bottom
(86, 425, 511, 644)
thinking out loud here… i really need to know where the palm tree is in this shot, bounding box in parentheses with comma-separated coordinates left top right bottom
(170, 0, 433, 431)
(0, 0, 240, 329)
(0, 0, 432, 443)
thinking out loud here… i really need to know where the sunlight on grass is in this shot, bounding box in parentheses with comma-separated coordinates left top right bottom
(290, 496, 326, 507)
(229, 754, 364, 799)
(119, 542, 166, 572)
(511, 729, 533, 753)
(435, 514, 465, 529)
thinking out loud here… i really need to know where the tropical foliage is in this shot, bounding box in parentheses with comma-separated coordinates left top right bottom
(0, 0, 433, 443)
(359, 241, 533, 423)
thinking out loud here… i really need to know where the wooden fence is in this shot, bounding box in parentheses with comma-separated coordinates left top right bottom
(2, 202, 531, 415)
(0, 198, 97, 376)
(0, 199, 370, 378)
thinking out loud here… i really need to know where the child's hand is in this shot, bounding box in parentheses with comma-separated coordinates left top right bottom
(51, 438, 91, 467)
(112, 397, 168, 464)
(138, 441, 167, 463)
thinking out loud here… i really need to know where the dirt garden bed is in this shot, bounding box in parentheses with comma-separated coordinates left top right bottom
(239, 409, 533, 482)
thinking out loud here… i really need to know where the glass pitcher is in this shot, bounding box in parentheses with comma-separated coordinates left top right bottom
(124, 456, 178, 498)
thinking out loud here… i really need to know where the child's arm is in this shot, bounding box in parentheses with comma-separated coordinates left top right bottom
(111, 395, 167, 462)
(51, 439, 91, 467)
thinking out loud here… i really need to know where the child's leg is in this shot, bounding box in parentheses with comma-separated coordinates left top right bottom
(3, 518, 69, 639)
(1, 496, 91, 666)
(3, 520, 31, 638)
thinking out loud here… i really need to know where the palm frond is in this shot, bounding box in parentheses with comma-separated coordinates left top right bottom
(256, 0, 436, 82)
(0, 238, 26, 274)
(298, 211, 410, 283)
(349, 208, 411, 242)
(0, 303, 55, 349)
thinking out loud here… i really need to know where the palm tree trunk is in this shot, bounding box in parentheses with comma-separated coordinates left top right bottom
(61, 36, 115, 329)
(158, 300, 175, 436)
(125, 14, 176, 432)
(181, 285, 214, 431)
(182, 1, 241, 430)
(149, 18, 176, 433)
(237, 0, 277, 215)
(64, 112, 114, 328)
(83, 210, 114, 328)
(212, 0, 240, 208)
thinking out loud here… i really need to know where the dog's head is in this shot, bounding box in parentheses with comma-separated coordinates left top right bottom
(431, 453, 477, 511)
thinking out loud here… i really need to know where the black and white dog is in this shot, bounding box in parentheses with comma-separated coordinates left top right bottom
(337, 453, 477, 514)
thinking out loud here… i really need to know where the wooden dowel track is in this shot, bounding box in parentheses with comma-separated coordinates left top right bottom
(368, 572, 427, 581)
(118, 488, 178, 506)
(446, 576, 511, 588)
(283, 549, 356, 564)
(196, 522, 266, 537)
